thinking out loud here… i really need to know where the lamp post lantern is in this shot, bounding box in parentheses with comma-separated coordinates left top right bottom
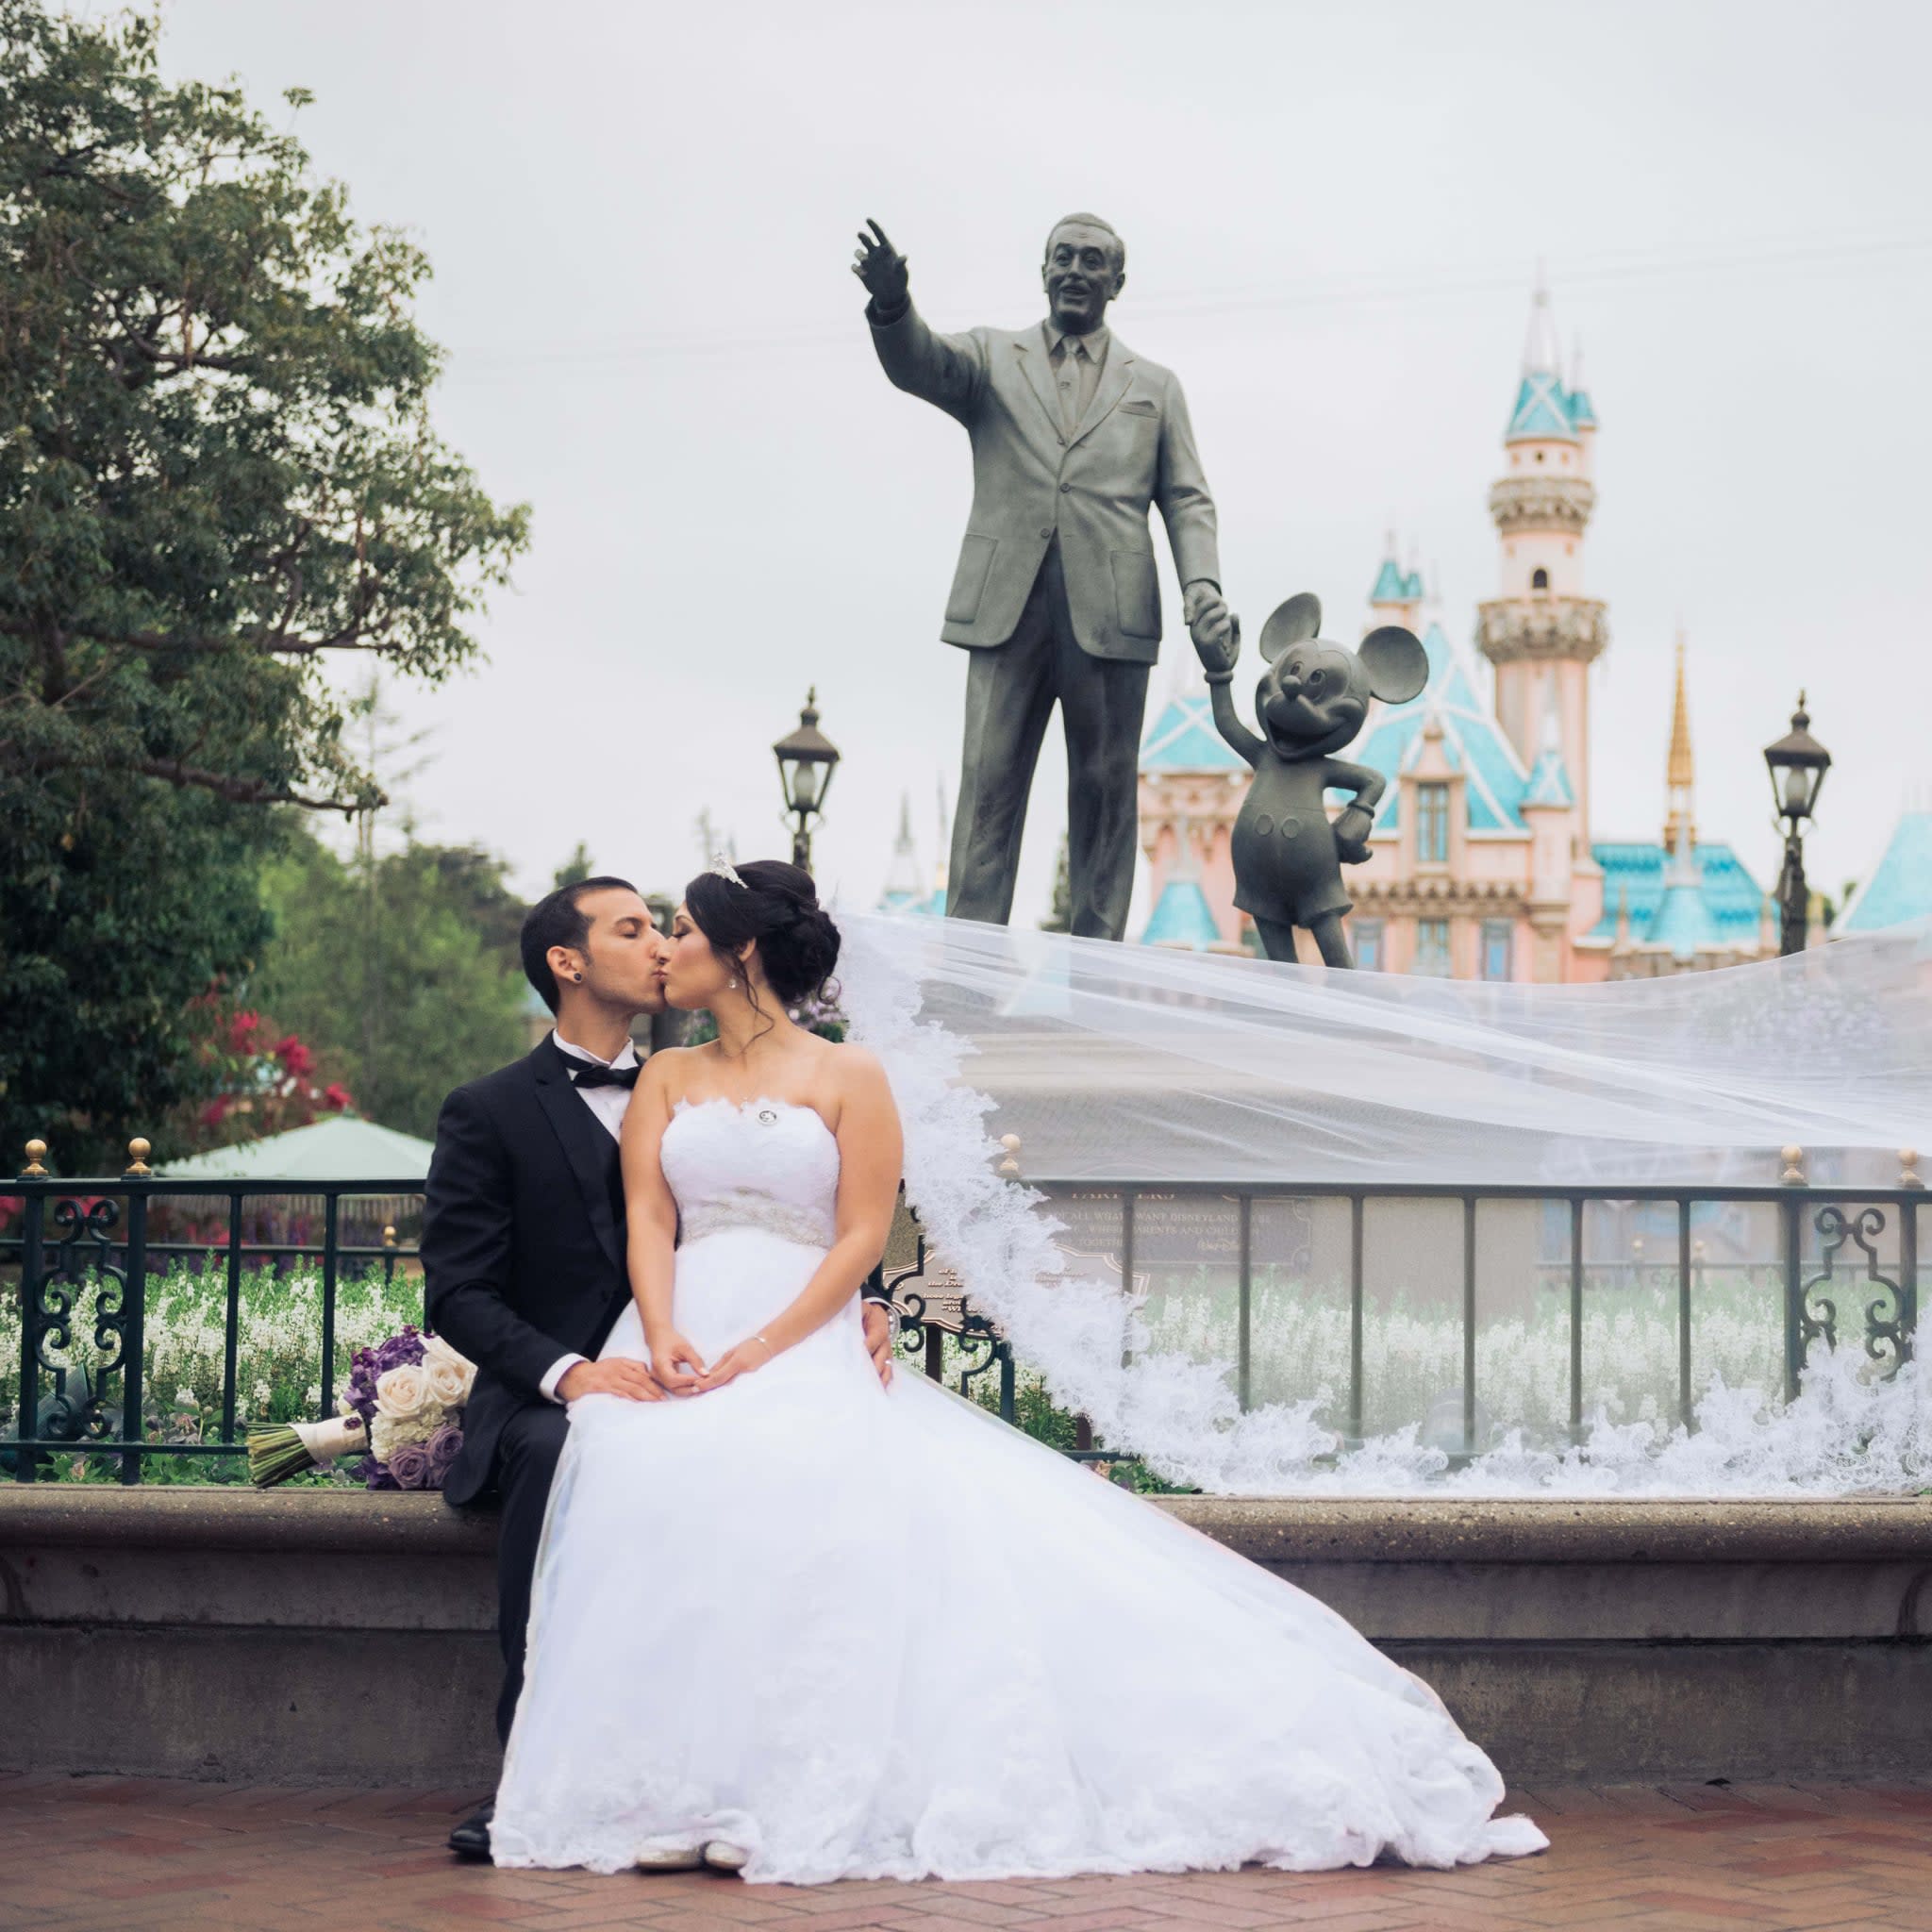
(1763, 692, 1831, 957)
(774, 688, 841, 872)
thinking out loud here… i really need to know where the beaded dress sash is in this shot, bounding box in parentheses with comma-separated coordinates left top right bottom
(678, 1188, 835, 1250)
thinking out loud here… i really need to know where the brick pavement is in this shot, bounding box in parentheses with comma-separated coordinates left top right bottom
(3, 1772, 1931, 1932)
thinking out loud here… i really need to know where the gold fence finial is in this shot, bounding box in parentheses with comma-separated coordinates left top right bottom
(22, 1139, 47, 1177)
(997, 1132, 1023, 1178)
(383, 1224, 398, 1247)
(125, 1138, 152, 1177)
(1901, 1148, 1924, 1190)
(1780, 1144, 1807, 1187)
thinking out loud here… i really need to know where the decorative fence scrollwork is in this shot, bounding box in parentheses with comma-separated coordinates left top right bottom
(4, 1148, 1922, 1482)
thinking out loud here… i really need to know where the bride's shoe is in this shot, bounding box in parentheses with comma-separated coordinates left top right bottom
(701, 1840, 751, 1874)
(633, 1841, 705, 1873)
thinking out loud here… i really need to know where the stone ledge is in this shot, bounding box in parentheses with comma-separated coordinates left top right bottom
(1163, 1495, 1932, 1564)
(7, 1486, 1929, 1562)
(5, 1487, 1931, 1782)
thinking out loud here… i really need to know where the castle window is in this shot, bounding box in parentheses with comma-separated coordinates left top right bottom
(1530, 567, 1549, 591)
(1355, 921, 1384, 972)
(1415, 919, 1452, 976)
(1417, 783, 1450, 863)
(1481, 921, 1513, 981)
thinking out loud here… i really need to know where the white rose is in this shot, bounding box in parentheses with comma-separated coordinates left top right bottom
(424, 1357, 470, 1408)
(374, 1363, 431, 1420)
(421, 1334, 474, 1375)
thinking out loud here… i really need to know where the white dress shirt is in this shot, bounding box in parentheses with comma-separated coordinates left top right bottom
(537, 1026, 641, 1402)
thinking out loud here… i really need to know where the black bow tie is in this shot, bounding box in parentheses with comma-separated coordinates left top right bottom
(568, 1060, 641, 1091)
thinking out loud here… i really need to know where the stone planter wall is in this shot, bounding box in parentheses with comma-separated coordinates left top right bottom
(2, 1489, 1928, 1783)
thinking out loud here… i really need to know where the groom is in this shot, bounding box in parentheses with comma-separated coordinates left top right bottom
(424, 874, 896, 1860)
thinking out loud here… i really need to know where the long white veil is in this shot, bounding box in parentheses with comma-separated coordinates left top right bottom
(835, 913, 1932, 1494)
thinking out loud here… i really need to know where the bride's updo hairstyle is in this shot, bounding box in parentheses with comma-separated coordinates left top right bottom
(683, 858, 841, 1011)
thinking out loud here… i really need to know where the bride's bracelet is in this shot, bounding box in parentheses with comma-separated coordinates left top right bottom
(751, 1333, 775, 1358)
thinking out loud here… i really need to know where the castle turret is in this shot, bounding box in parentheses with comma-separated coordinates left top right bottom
(1520, 680, 1577, 979)
(1367, 532, 1424, 634)
(1477, 279, 1607, 837)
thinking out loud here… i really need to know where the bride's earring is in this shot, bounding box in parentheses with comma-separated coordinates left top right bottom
(728, 976, 738, 990)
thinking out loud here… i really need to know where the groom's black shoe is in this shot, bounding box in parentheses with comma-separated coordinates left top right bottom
(449, 1801, 493, 1860)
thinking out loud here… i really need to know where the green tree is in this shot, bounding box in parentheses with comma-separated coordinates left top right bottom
(0, 3, 529, 1163)
(254, 825, 529, 1139)
(553, 841, 594, 891)
(1, 781, 274, 1172)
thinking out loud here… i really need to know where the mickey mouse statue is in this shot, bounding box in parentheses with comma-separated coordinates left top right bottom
(1194, 591, 1428, 967)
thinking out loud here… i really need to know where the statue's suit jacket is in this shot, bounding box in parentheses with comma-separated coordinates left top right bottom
(870, 303, 1220, 665)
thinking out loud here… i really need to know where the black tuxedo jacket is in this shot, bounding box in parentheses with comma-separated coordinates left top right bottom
(422, 1037, 630, 1507)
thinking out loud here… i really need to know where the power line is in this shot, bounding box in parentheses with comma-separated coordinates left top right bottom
(441, 229, 1932, 380)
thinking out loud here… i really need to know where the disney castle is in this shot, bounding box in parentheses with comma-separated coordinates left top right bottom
(1136, 283, 1775, 981)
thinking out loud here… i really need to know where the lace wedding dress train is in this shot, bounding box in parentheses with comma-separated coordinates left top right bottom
(491, 1098, 1545, 1882)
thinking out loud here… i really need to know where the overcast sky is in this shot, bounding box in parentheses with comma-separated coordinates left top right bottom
(157, 0, 1931, 924)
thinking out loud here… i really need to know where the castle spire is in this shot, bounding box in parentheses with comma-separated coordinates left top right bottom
(879, 791, 924, 908)
(1521, 266, 1560, 376)
(1664, 630, 1696, 855)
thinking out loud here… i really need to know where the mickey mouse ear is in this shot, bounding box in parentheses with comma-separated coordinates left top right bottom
(1258, 592, 1323, 664)
(1358, 625, 1429, 705)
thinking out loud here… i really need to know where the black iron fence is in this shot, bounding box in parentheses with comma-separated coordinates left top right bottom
(4, 1140, 1922, 1482)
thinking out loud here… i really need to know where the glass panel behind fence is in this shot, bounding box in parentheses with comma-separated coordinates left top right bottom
(1244, 1195, 1351, 1422)
(1357, 1196, 1466, 1441)
(1690, 1197, 1784, 1414)
(1122, 1192, 1244, 1371)
(1470, 1197, 1554, 1447)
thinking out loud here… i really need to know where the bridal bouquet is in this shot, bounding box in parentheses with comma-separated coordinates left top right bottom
(247, 1325, 476, 1491)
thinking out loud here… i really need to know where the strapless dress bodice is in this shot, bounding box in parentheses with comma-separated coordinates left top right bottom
(663, 1097, 841, 1250)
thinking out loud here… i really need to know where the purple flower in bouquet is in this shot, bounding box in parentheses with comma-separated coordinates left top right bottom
(373, 1326, 425, 1374)
(387, 1441, 435, 1490)
(425, 1420, 463, 1487)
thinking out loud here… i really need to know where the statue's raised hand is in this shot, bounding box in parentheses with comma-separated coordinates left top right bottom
(852, 219, 909, 311)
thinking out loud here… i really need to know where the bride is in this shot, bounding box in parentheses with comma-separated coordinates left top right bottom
(490, 858, 1545, 1883)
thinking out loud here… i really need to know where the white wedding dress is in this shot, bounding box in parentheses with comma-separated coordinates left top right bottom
(491, 1097, 1545, 1882)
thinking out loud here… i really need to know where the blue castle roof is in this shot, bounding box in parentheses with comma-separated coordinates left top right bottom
(1523, 739, 1574, 809)
(1589, 843, 1768, 945)
(1140, 876, 1223, 949)
(1836, 809, 1932, 934)
(1370, 558, 1424, 605)
(1645, 870, 1725, 961)
(1506, 370, 1580, 443)
(1351, 621, 1529, 835)
(1141, 691, 1245, 773)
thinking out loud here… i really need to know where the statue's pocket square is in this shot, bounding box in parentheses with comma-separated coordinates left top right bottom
(1121, 399, 1158, 416)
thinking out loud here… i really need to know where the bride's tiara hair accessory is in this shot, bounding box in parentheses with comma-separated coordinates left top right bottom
(707, 856, 748, 889)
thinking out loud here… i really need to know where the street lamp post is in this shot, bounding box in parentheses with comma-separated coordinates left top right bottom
(773, 689, 841, 872)
(1762, 692, 1831, 957)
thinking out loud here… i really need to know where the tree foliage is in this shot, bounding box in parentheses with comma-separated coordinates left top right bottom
(0, 3, 529, 1166)
(0, 776, 275, 1172)
(254, 826, 529, 1140)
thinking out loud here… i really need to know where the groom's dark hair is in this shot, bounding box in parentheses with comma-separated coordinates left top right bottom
(521, 875, 641, 1014)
